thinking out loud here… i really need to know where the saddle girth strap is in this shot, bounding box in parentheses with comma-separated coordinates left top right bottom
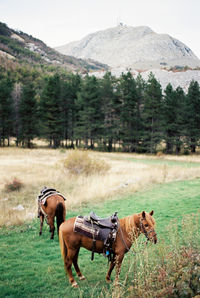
(91, 221, 96, 261)
(91, 239, 96, 261)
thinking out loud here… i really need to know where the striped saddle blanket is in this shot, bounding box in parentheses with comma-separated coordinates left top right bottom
(37, 186, 66, 205)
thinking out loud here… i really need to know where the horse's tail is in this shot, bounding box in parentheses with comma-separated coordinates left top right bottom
(59, 226, 67, 260)
(56, 202, 65, 232)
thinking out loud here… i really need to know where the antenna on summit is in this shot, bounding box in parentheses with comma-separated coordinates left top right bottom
(116, 13, 124, 27)
(116, 10, 123, 26)
(117, 18, 124, 26)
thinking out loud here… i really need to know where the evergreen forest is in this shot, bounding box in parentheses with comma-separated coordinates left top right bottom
(0, 65, 200, 154)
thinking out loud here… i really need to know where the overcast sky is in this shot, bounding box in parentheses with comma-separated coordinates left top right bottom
(0, 0, 200, 58)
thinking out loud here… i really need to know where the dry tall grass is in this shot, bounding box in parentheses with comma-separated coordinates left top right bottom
(101, 212, 200, 297)
(1, 147, 200, 226)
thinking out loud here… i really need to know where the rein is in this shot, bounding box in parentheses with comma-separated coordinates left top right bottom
(118, 223, 132, 252)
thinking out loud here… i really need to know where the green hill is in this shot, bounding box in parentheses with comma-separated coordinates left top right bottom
(0, 22, 108, 73)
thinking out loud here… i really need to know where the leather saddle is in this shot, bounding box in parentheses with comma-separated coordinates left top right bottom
(74, 211, 118, 261)
(86, 211, 118, 229)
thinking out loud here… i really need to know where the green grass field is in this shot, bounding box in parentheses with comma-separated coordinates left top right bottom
(0, 176, 200, 297)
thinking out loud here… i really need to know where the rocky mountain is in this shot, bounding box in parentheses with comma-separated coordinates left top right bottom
(91, 67, 200, 93)
(56, 24, 200, 91)
(0, 22, 108, 73)
(55, 24, 200, 70)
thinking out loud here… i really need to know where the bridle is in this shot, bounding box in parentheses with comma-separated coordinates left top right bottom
(139, 218, 157, 241)
(118, 217, 157, 252)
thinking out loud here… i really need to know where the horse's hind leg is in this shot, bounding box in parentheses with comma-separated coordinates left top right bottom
(73, 248, 86, 281)
(64, 248, 79, 287)
(48, 216, 55, 239)
(39, 214, 44, 236)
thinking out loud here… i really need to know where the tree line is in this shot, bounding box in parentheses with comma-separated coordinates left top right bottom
(0, 68, 200, 153)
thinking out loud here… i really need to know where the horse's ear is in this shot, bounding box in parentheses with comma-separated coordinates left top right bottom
(149, 210, 154, 216)
(142, 211, 146, 218)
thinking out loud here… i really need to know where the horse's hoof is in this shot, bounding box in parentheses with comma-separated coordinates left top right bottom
(106, 278, 111, 283)
(72, 281, 78, 288)
(79, 275, 86, 281)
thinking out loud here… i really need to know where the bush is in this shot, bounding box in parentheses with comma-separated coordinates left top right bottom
(4, 177, 24, 192)
(126, 214, 200, 297)
(102, 213, 200, 297)
(64, 150, 110, 176)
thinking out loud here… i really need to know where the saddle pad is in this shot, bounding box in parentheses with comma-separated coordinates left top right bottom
(37, 187, 66, 205)
(74, 216, 112, 242)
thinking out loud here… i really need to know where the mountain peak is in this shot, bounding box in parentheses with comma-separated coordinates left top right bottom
(55, 25, 200, 70)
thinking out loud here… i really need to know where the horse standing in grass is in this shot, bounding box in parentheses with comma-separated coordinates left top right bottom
(59, 210, 157, 287)
(38, 187, 66, 239)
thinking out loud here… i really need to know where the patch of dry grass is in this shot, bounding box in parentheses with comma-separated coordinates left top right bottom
(101, 213, 200, 298)
(64, 150, 110, 175)
(1, 147, 200, 226)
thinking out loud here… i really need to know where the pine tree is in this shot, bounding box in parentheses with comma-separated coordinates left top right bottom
(60, 73, 81, 148)
(163, 84, 177, 153)
(39, 74, 63, 148)
(174, 86, 186, 154)
(75, 75, 102, 149)
(12, 83, 22, 146)
(0, 77, 14, 146)
(163, 84, 186, 153)
(99, 72, 119, 151)
(18, 82, 38, 148)
(60, 79, 73, 147)
(143, 73, 163, 153)
(135, 74, 146, 152)
(117, 71, 138, 151)
(185, 80, 200, 152)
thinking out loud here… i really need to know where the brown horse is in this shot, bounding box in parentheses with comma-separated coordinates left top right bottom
(39, 194, 66, 239)
(59, 210, 157, 287)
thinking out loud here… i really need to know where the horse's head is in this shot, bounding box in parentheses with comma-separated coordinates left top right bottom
(139, 210, 157, 244)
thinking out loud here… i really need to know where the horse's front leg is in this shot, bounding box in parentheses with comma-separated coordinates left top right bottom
(106, 255, 116, 282)
(114, 254, 125, 285)
(39, 214, 44, 236)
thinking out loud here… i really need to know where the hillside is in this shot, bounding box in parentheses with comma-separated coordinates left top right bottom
(55, 24, 200, 70)
(0, 22, 108, 73)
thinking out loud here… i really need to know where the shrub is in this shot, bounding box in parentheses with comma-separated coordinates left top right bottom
(127, 214, 200, 297)
(102, 213, 200, 297)
(4, 177, 24, 192)
(127, 245, 200, 297)
(64, 150, 110, 176)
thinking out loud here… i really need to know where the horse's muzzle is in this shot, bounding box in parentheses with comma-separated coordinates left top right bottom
(152, 232, 157, 244)
(149, 231, 157, 244)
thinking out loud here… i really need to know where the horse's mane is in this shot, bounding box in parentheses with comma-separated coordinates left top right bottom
(119, 214, 138, 232)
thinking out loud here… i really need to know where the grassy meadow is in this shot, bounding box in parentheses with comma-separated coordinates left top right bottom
(0, 148, 200, 297)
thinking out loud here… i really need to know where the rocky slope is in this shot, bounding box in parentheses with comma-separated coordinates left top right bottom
(91, 68, 200, 92)
(55, 24, 200, 70)
(0, 22, 108, 73)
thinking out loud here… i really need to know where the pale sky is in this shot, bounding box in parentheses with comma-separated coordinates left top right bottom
(0, 0, 200, 58)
